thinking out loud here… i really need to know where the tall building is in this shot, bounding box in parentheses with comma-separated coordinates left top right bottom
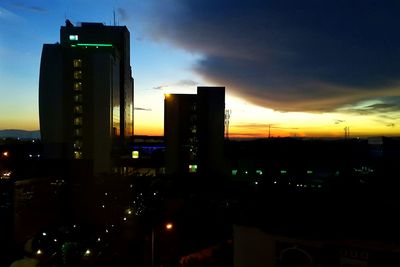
(164, 86, 225, 177)
(39, 21, 134, 174)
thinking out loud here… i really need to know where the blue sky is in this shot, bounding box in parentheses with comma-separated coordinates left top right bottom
(1, 0, 399, 137)
(0, 0, 202, 133)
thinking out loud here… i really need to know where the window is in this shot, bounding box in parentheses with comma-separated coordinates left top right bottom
(74, 117, 83, 126)
(74, 94, 83, 102)
(73, 151, 82, 159)
(74, 105, 83, 114)
(188, 164, 197, 173)
(73, 70, 82, 79)
(74, 128, 82, 136)
(132, 151, 139, 159)
(74, 140, 82, 150)
(74, 82, 82, 91)
(69, 35, 79, 41)
(73, 59, 82, 68)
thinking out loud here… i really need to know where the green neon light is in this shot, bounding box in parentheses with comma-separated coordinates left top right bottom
(76, 43, 113, 47)
(71, 44, 77, 47)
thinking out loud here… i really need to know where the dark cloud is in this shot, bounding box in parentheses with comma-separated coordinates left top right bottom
(11, 2, 46, 13)
(176, 79, 198, 86)
(235, 123, 299, 130)
(147, 0, 400, 112)
(340, 97, 400, 115)
(152, 85, 165, 90)
(152, 79, 198, 90)
(134, 107, 152, 111)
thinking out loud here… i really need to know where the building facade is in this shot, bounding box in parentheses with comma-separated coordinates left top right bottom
(39, 21, 134, 174)
(164, 86, 225, 177)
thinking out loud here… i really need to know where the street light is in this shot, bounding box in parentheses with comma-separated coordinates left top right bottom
(152, 222, 174, 267)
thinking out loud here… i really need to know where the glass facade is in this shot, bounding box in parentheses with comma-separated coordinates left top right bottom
(112, 61, 120, 137)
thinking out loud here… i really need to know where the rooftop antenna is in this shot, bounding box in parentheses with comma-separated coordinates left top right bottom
(113, 8, 116, 26)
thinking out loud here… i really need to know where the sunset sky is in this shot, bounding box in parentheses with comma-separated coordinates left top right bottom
(0, 0, 399, 138)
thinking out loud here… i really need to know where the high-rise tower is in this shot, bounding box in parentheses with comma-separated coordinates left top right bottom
(164, 86, 225, 177)
(39, 21, 134, 174)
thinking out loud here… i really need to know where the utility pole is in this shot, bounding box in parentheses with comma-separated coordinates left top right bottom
(268, 124, 271, 138)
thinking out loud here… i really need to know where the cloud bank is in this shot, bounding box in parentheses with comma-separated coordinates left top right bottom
(145, 0, 400, 112)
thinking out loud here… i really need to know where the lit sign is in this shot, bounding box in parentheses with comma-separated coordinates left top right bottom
(77, 43, 113, 47)
(69, 35, 78, 41)
(132, 151, 139, 159)
(70, 43, 113, 48)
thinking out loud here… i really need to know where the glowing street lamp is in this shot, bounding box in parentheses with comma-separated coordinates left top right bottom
(152, 222, 174, 267)
(165, 223, 173, 230)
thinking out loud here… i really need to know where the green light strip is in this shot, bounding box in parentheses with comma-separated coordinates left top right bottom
(76, 43, 113, 47)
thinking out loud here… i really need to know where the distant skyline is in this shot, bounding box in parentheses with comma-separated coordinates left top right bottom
(1, 0, 399, 138)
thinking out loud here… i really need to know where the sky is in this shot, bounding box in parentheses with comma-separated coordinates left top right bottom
(0, 0, 399, 138)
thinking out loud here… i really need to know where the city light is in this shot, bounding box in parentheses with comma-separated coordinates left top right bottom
(2, 151, 8, 157)
(84, 249, 91, 256)
(132, 151, 139, 159)
(165, 223, 173, 230)
(36, 249, 42, 255)
(1, 171, 11, 180)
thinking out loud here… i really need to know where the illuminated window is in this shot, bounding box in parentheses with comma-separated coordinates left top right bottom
(74, 117, 83, 126)
(280, 170, 287, 174)
(191, 126, 197, 133)
(232, 170, 238, 176)
(73, 59, 82, 68)
(307, 170, 313, 174)
(132, 151, 139, 159)
(74, 128, 82, 136)
(74, 140, 82, 150)
(73, 151, 82, 159)
(256, 170, 263, 175)
(188, 164, 197, 173)
(74, 105, 83, 114)
(74, 70, 82, 79)
(69, 35, 79, 41)
(74, 82, 82, 91)
(74, 94, 83, 102)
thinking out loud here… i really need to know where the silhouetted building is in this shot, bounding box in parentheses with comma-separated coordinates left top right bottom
(39, 21, 134, 174)
(164, 86, 225, 177)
